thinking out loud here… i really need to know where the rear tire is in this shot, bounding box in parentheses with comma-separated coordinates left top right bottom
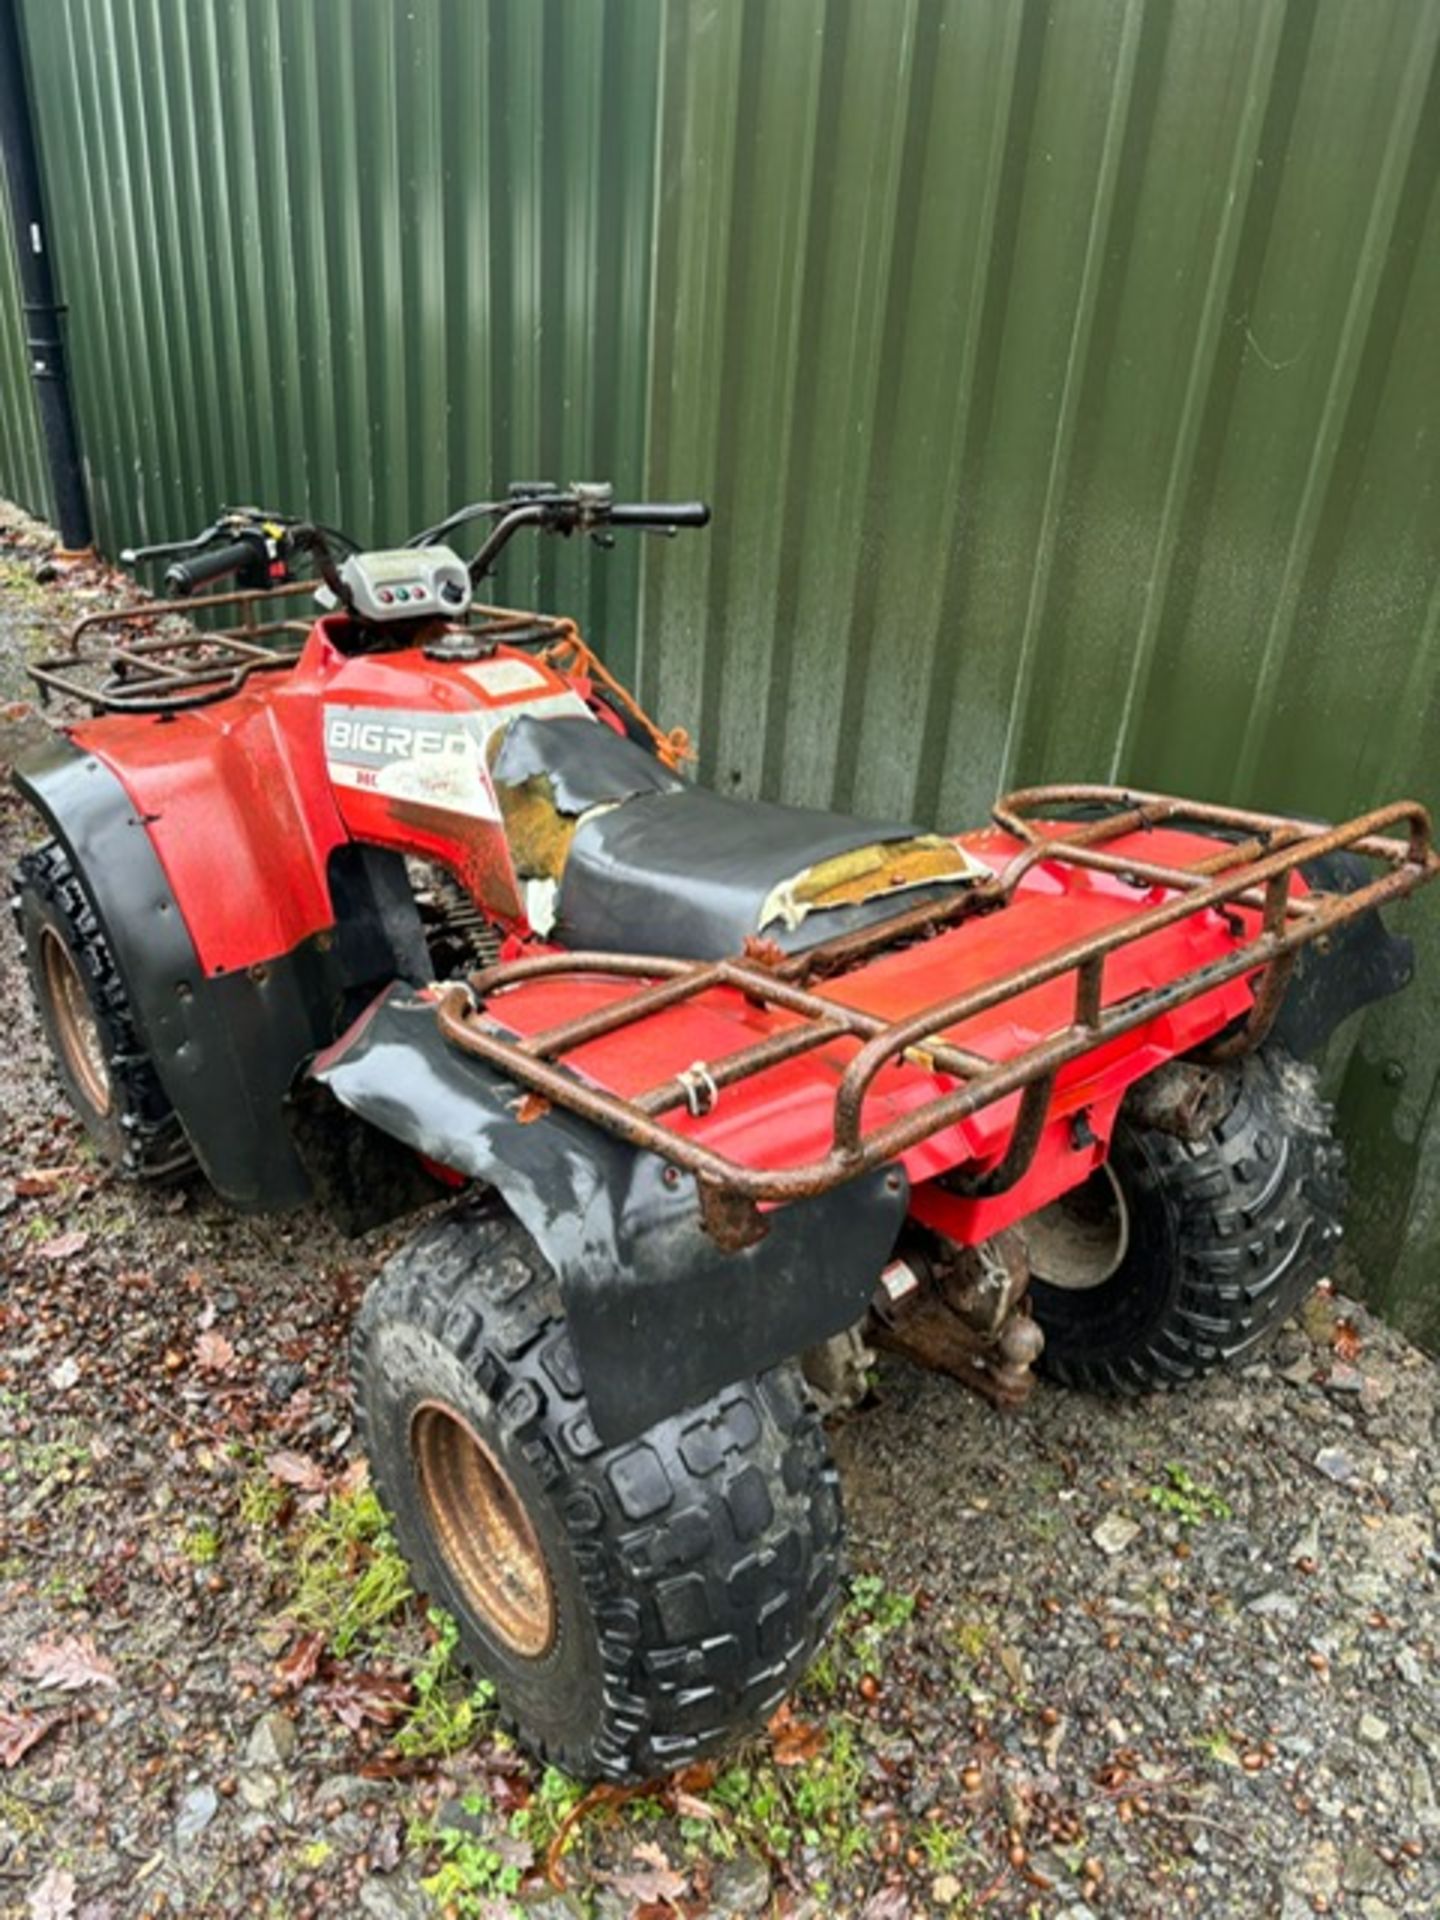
(351, 1197, 844, 1781)
(13, 841, 195, 1180)
(1027, 1046, 1345, 1393)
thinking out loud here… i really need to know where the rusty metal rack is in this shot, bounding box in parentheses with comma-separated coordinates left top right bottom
(438, 787, 1439, 1225)
(28, 580, 317, 714)
(26, 583, 584, 717)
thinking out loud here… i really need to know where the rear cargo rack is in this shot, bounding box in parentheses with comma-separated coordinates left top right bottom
(437, 788, 1438, 1236)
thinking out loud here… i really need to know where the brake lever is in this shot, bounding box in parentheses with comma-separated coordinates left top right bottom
(120, 523, 225, 565)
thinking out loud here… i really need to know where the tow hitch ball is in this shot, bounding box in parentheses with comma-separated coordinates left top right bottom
(870, 1229, 1043, 1409)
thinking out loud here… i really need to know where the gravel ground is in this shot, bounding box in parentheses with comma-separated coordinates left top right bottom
(0, 503, 1437, 1920)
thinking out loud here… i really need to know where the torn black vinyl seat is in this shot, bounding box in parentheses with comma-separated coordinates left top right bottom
(561, 787, 972, 958)
(489, 716, 973, 961)
(491, 711, 684, 812)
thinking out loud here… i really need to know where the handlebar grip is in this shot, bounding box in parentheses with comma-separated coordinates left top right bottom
(606, 501, 711, 528)
(164, 539, 260, 596)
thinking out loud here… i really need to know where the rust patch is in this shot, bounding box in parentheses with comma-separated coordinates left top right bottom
(741, 933, 787, 969)
(409, 1401, 556, 1657)
(696, 1180, 770, 1252)
(871, 1229, 1042, 1409)
(438, 790, 1438, 1210)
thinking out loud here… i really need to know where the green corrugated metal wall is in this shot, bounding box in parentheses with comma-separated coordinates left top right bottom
(2, 0, 1439, 1340)
(0, 164, 52, 523)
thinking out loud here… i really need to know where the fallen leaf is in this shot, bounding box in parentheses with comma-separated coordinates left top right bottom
(672, 1787, 719, 1822)
(265, 1450, 327, 1494)
(1333, 1318, 1362, 1362)
(602, 1839, 688, 1907)
(0, 1706, 63, 1769)
(317, 1670, 411, 1732)
(544, 1782, 632, 1883)
(194, 1330, 236, 1374)
(21, 1636, 119, 1693)
(331, 1458, 370, 1500)
(37, 1231, 88, 1262)
(27, 1866, 76, 1920)
(48, 1356, 80, 1391)
(671, 1760, 718, 1793)
(860, 1889, 911, 1920)
(276, 1632, 325, 1692)
(767, 1700, 826, 1767)
(15, 1168, 72, 1196)
(355, 1752, 432, 1780)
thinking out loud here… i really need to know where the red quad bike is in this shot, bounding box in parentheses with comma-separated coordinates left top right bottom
(12, 486, 1440, 1779)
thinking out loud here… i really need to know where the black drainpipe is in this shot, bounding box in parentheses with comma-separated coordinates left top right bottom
(0, 0, 91, 551)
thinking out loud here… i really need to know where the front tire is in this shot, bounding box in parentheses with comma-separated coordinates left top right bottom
(351, 1198, 844, 1781)
(1026, 1046, 1345, 1393)
(13, 841, 194, 1180)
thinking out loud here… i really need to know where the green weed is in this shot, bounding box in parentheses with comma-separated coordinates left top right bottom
(1148, 1463, 1231, 1527)
(952, 1617, 992, 1663)
(183, 1520, 222, 1567)
(808, 1571, 918, 1696)
(393, 1608, 495, 1759)
(278, 1483, 412, 1655)
(712, 1721, 869, 1864)
(915, 1818, 977, 1873)
(419, 1791, 525, 1913)
(510, 1764, 585, 1855)
(237, 1466, 286, 1533)
(847, 1573, 918, 1633)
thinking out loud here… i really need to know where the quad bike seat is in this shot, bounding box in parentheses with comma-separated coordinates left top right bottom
(491, 716, 986, 961)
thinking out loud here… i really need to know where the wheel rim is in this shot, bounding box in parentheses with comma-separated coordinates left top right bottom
(38, 927, 112, 1116)
(410, 1401, 556, 1658)
(1026, 1163, 1130, 1291)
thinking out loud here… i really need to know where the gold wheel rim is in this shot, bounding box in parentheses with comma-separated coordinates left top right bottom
(410, 1401, 556, 1658)
(39, 927, 112, 1116)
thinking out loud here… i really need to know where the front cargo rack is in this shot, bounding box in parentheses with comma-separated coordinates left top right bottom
(437, 787, 1438, 1236)
(27, 581, 581, 717)
(28, 581, 317, 714)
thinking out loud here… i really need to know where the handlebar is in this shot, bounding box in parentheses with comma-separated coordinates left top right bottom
(164, 538, 262, 596)
(459, 486, 712, 580)
(607, 501, 711, 528)
(121, 484, 710, 607)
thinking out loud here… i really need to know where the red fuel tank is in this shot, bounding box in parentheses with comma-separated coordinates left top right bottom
(69, 614, 597, 975)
